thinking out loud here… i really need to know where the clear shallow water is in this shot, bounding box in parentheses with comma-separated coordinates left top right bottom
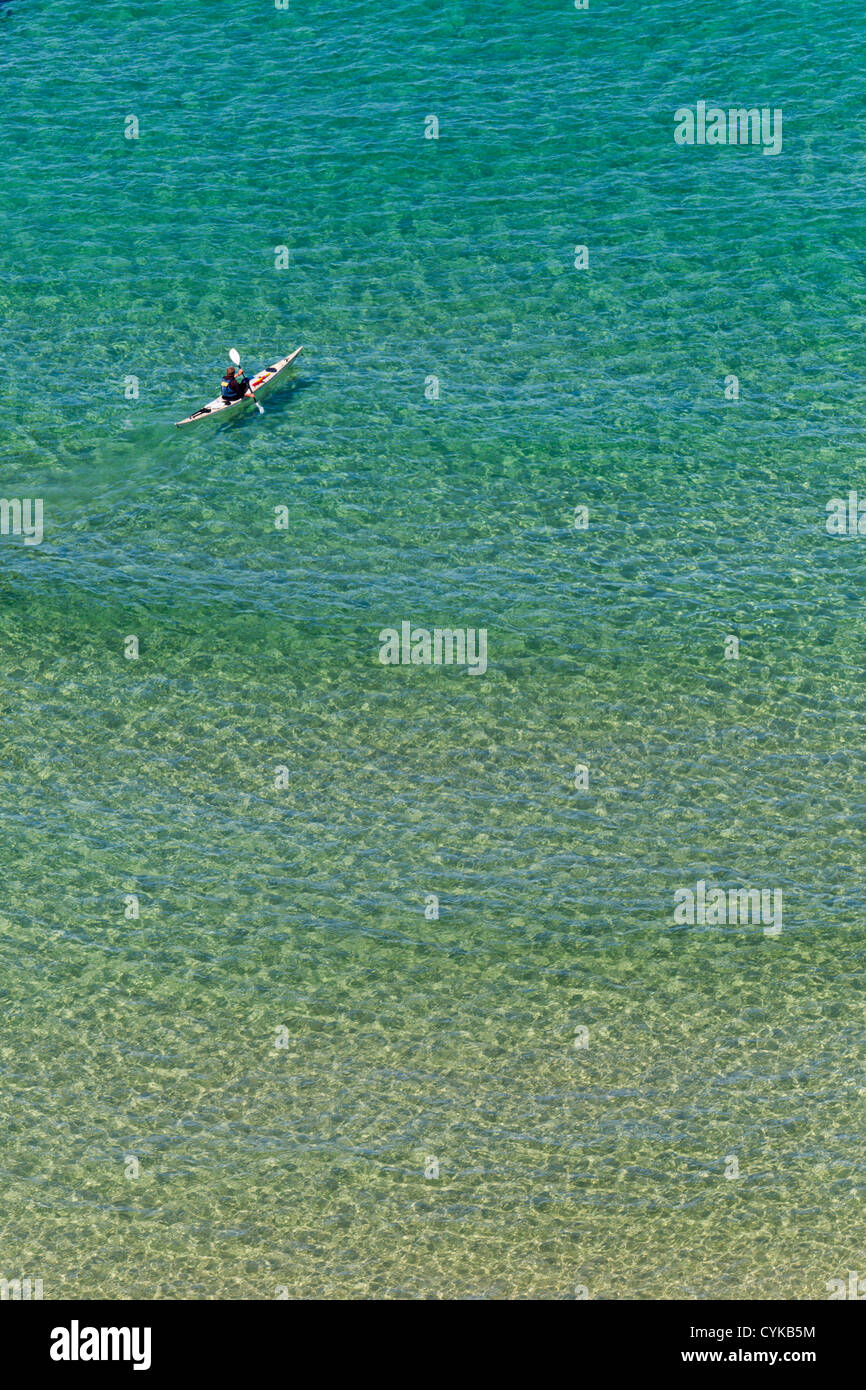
(1, 0, 865, 1298)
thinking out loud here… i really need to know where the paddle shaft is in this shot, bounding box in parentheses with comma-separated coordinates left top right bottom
(241, 372, 264, 414)
(230, 350, 264, 413)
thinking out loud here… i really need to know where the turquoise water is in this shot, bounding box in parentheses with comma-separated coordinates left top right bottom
(1, 0, 865, 1299)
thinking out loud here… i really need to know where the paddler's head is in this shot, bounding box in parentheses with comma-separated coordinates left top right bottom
(226, 366, 236, 377)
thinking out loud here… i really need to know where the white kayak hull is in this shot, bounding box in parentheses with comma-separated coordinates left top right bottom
(175, 347, 303, 426)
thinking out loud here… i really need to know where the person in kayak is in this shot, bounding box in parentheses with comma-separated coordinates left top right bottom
(220, 365, 252, 402)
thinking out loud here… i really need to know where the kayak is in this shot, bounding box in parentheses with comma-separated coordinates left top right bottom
(175, 347, 303, 427)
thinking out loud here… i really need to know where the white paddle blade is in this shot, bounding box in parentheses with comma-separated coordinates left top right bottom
(229, 348, 241, 366)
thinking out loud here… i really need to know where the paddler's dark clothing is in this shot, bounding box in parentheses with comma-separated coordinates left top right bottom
(220, 371, 250, 402)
